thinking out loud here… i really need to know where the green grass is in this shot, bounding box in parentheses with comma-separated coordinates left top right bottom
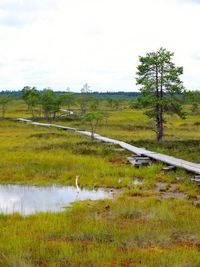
(1, 197, 200, 266)
(5, 100, 200, 161)
(51, 106, 200, 162)
(0, 120, 177, 189)
(1, 100, 200, 266)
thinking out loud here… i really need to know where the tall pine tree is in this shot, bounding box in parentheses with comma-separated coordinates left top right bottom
(136, 47, 185, 142)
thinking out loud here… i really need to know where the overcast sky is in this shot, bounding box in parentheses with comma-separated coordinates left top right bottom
(0, 0, 200, 92)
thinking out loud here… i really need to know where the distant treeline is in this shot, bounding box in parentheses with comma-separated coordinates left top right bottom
(0, 91, 22, 98)
(0, 90, 140, 99)
(87, 91, 140, 99)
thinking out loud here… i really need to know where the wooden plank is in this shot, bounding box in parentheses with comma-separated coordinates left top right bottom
(16, 118, 200, 175)
(50, 124, 76, 132)
(162, 166, 176, 171)
(127, 156, 151, 165)
(16, 118, 32, 123)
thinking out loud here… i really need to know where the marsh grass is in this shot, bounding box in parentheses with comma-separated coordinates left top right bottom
(1, 102, 200, 266)
(1, 197, 200, 266)
(0, 120, 134, 187)
(1, 120, 182, 190)
(6, 100, 200, 161)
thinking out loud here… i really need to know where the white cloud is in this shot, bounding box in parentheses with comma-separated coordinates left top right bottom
(0, 0, 200, 91)
(178, 0, 200, 4)
(0, 0, 61, 28)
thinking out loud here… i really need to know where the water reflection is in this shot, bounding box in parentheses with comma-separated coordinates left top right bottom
(0, 185, 112, 215)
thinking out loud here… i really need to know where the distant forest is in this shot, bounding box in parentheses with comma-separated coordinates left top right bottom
(0, 90, 140, 99)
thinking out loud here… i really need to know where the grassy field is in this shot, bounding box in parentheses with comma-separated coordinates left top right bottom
(1, 100, 200, 266)
(6, 99, 200, 162)
(2, 197, 200, 266)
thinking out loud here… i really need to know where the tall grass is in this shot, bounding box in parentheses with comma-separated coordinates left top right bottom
(1, 197, 200, 266)
(1, 101, 200, 266)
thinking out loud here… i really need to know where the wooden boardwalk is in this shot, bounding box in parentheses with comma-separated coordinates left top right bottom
(16, 118, 200, 175)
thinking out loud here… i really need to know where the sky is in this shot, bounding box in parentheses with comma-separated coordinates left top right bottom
(0, 0, 200, 92)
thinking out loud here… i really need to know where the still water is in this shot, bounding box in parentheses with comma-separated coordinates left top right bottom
(0, 185, 112, 215)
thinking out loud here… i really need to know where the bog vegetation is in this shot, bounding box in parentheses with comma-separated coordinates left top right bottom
(1, 48, 200, 266)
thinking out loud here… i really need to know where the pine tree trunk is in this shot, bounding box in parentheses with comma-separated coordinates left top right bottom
(157, 113, 163, 143)
(156, 64, 164, 143)
(155, 65, 161, 142)
(158, 64, 164, 143)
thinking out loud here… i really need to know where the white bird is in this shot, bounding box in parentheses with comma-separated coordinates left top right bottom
(76, 175, 80, 193)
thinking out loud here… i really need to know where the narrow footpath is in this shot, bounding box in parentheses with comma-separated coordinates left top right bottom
(16, 118, 200, 175)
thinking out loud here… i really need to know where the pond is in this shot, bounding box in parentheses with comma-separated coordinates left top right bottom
(0, 185, 112, 215)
